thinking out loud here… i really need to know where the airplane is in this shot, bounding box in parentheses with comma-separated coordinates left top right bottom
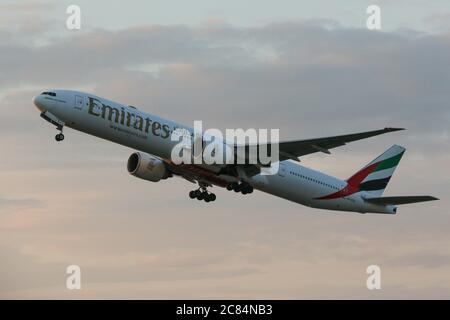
(33, 89, 438, 214)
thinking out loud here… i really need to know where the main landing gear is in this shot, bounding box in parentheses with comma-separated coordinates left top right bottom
(55, 126, 65, 142)
(189, 188, 216, 202)
(226, 182, 254, 195)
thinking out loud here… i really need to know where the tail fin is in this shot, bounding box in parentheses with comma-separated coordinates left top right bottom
(347, 145, 405, 197)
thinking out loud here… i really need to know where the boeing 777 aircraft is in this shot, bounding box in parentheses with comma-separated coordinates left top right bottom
(33, 90, 438, 214)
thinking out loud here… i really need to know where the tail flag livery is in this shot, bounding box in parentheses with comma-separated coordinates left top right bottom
(317, 145, 406, 200)
(347, 144, 405, 197)
(317, 144, 438, 207)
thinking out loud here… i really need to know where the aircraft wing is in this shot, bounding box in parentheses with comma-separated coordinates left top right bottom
(171, 127, 406, 180)
(275, 127, 405, 161)
(235, 127, 405, 163)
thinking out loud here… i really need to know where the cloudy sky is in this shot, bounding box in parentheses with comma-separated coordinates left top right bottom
(0, 0, 449, 299)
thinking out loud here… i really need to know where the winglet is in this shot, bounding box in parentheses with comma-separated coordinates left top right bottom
(384, 127, 405, 132)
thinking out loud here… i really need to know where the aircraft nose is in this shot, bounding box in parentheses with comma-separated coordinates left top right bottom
(33, 95, 46, 112)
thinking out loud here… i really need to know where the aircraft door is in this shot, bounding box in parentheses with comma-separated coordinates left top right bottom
(74, 95, 84, 110)
(277, 162, 286, 177)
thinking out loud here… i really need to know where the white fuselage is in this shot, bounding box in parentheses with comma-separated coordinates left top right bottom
(33, 90, 396, 214)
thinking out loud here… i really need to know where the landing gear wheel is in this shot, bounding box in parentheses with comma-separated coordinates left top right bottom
(204, 193, 216, 202)
(55, 133, 65, 141)
(241, 185, 253, 194)
(55, 125, 65, 142)
(232, 182, 241, 192)
(197, 192, 206, 201)
(189, 187, 216, 202)
(227, 181, 254, 195)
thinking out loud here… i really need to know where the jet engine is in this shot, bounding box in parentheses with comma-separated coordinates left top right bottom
(127, 152, 169, 182)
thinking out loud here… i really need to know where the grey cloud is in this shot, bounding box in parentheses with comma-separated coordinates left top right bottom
(0, 2, 54, 12)
(385, 253, 450, 269)
(83, 265, 260, 285)
(0, 2, 59, 41)
(1, 23, 450, 148)
(15, 23, 449, 138)
(0, 245, 64, 293)
(0, 241, 260, 294)
(0, 197, 42, 210)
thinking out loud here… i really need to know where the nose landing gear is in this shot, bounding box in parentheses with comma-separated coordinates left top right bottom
(40, 112, 65, 142)
(189, 188, 216, 202)
(54, 125, 65, 142)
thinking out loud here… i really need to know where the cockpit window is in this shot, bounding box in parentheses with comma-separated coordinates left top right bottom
(41, 92, 56, 97)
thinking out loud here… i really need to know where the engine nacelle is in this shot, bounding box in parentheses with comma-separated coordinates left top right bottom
(127, 152, 169, 182)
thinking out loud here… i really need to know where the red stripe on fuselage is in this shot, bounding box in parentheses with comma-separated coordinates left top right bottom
(316, 184, 359, 200)
(316, 162, 378, 200)
(347, 162, 378, 186)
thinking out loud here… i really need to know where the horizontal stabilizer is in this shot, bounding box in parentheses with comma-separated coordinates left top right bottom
(365, 196, 439, 205)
